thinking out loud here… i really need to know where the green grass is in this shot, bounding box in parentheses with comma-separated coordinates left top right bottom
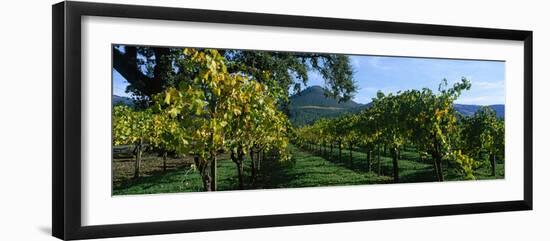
(254, 146, 393, 189)
(113, 144, 504, 195)
(305, 144, 504, 182)
(113, 160, 242, 195)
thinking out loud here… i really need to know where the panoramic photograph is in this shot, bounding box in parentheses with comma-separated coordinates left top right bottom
(111, 45, 505, 195)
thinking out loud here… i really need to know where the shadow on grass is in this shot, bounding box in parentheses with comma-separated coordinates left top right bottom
(301, 146, 408, 175)
(298, 145, 444, 184)
(399, 168, 438, 183)
(113, 165, 193, 194)
(255, 147, 393, 189)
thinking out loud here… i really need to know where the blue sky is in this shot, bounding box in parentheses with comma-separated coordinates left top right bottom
(113, 54, 505, 105)
(113, 70, 130, 98)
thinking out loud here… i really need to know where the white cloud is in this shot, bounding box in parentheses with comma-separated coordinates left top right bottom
(359, 87, 378, 92)
(366, 57, 391, 70)
(473, 80, 504, 89)
(353, 94, 372, 104)
(456, 96, 490, 104)
(351, 58, 361, 69)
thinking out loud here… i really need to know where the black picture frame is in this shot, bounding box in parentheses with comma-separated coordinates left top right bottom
(52, 1, 533, 240)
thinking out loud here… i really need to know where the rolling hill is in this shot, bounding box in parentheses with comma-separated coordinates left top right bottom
(454, 104, 504, 119)
(113, 95, 134, 107)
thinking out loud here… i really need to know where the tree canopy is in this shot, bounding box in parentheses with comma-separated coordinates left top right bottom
(113, 45, 357, 108)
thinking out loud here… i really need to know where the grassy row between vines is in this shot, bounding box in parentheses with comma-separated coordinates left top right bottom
(112, 145, 504, 195)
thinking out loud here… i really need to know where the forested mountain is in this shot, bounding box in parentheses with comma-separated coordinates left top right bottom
(289, 86, 363, 109)
(288, 86, 365, 126)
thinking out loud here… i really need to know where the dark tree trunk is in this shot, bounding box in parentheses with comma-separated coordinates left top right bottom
(231, 149, 245, 190)
(236, 160, 244, 189)
(258, 149, 267, 170)
(250, 150, 257, 185)
(202, 176, 212, 191)
(210, 150, 217, 191)
(202, 174, 212, 191)
(338, 141, 342, 162)
(194, 156, 212, 191)
(330, 142, 333, 154)
(491, 154, 497, 176)
(377, 146, 381, 175)
(367, 150, 371, 172)
(113, 47, 173, 107)
(162, 151, 167, 172)
(436, 158, 443, 181)
(133, 139, 143, 179)
(431, 153, 444, 182)
(432, 155, 440, 181)
(432, 134, 444, 182)
(392, 148, 399, 183)
(257, 150, 261, 171)
(349, 142, 353, 168)
(151, 48, 172, 95)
